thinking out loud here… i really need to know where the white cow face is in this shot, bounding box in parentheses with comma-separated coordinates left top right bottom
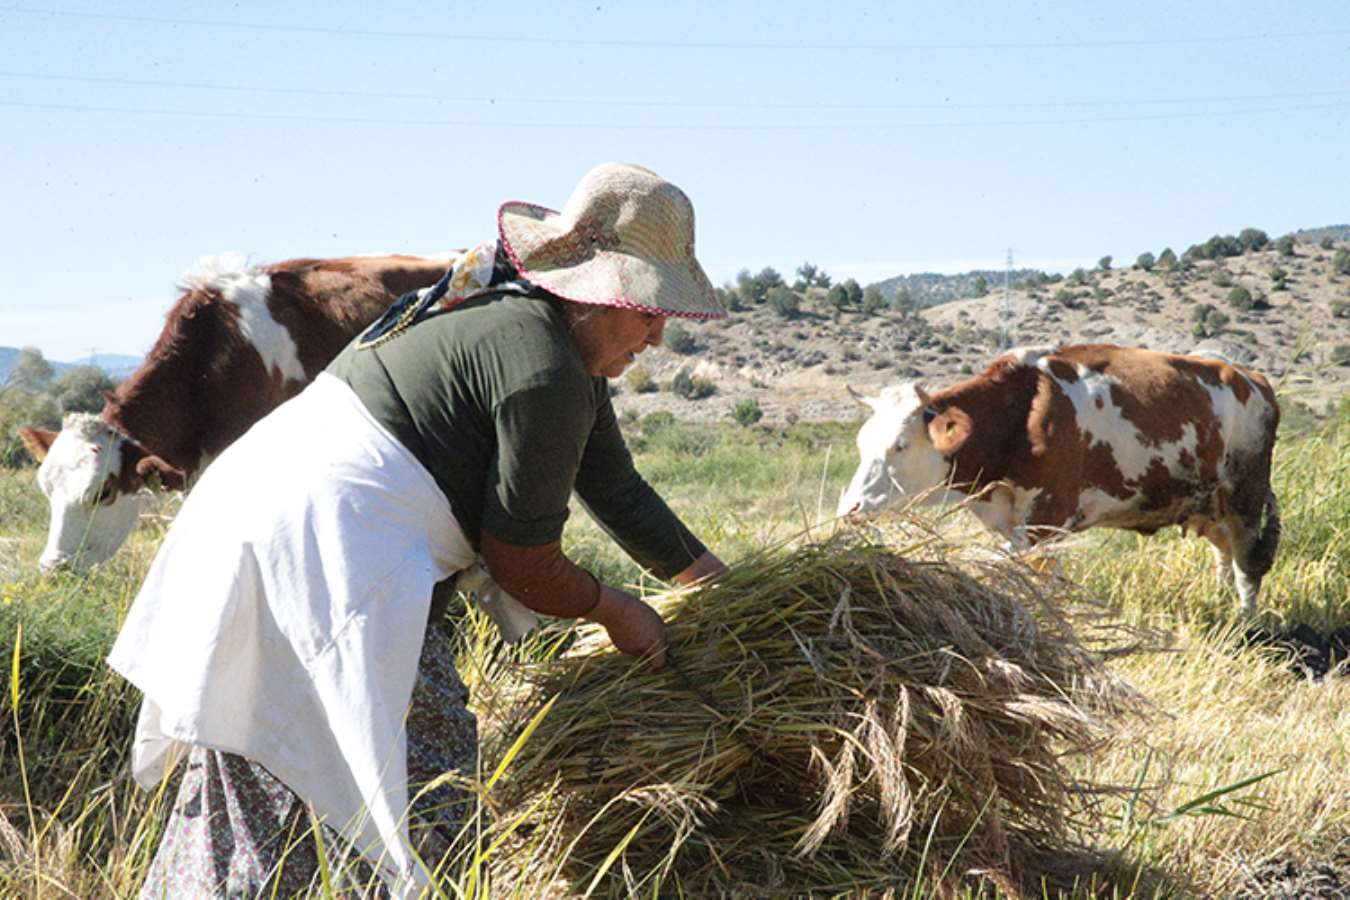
(27, 413, 144, 575)
(837, 384, 951, 518)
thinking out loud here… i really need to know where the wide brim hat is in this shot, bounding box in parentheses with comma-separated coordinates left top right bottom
(498, 162, 727, 320)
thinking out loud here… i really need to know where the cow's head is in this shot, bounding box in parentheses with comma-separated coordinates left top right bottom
(19, 414, 184, 575)
(837, 383, 969, 518)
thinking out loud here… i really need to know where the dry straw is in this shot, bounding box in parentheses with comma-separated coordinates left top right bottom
(486, 527, 1148, 897)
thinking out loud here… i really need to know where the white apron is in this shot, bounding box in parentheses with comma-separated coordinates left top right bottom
(108, 372, 476, 894)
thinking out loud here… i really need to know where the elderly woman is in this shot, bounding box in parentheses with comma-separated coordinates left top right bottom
(108, 162, 727, 897)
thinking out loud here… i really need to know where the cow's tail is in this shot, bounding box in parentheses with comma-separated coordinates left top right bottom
(1247, 490, 1281, 576)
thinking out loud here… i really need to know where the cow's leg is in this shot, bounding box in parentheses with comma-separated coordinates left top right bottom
(1195, 517, 1242, 603)
(1228, 492, 1281, 618)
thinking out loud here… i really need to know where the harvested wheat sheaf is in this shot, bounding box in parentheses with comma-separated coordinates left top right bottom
(489, 530, 1146, 897)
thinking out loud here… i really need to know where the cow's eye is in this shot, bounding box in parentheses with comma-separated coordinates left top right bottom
(96, 482, 117, 506)
(894, 441, 907, 453)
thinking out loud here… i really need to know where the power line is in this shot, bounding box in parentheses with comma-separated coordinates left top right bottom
(3, 97, 1345, 130)
(9, 6, 1350, 51)
(4, 69, 1349, 112)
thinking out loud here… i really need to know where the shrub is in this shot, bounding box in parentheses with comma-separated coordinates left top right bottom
(0, 387, 62, 467)
(1098, 255, 1112, 271)
(640, 410, 677, 436)
(841, 278, 863, 307)
(53, 365, 117, 414)
(1053, 288, 1080, 308)
(1226, 286, 1254, 310)
(626, 366, 658, 394)
(766, 286, 800, 320)
(730, 398, 764, 427)
(737, 267, 785, 305)
(1331, 345, 1350, 367)
(1211, 269, 1234, 288)
(1275, 235, 1297, 257)
(827, 284, 850, 312)
(889, 286, 914, 313)
(1190, 303, 1229, 338)
(1319, 235, 1335, 250)
(1333, 249, 1350, 276)
(1238, 227, 1270, 252)
(861, 286, 887, 315)
(1157, 247, 1178, 269)
(1331, 300, 1350, 319)
(715, 285, 743, 312)
(669, 370, 716, 400)
(663, 321, 697, 354)
(1135, 252, 1155, 271)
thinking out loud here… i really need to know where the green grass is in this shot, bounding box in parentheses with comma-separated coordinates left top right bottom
(0, 410, 1346, 897)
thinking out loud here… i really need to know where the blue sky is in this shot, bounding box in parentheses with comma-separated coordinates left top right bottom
(3, 1, 1348, 361)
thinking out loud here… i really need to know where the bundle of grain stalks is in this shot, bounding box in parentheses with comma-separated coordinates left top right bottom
(484, 529, 1146, 896)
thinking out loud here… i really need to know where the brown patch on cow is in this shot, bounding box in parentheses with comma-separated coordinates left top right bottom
(1045, 358, 1078, 383)
(934, 358, 1042, 491)
(264, 255, 451, 380)
(100, 255, 447, 477)
(1081, 440, 1132, 500)
(1132, 456, 1202, 515)
(1194, 416, 1227, 483)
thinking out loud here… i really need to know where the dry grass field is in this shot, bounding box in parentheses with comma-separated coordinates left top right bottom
(0, 401, 1346, 897)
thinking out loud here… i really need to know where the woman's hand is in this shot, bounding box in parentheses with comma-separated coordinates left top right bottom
(585, 586, 666, 669)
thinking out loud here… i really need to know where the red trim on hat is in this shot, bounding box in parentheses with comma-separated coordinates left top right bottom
(497, 202, 728, 321)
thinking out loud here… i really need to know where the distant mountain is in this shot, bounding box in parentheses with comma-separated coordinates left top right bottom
(0, 347, 142, 385)
(1294, 224, 1350, 243)
(867, 269, 1044, 309)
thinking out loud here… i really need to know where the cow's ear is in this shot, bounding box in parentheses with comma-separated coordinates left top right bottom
(928, 408, 971, 456)
(17, 426, 57, 462)
(135, 455, 187, 492)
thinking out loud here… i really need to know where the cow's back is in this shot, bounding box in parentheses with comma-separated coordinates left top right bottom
(263, 255, 453, 384)
(105, 254, 450, 474)
(1024, 344, 1278, 533)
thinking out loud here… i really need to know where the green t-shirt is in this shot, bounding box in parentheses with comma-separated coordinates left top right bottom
(326, 291, 704, 580)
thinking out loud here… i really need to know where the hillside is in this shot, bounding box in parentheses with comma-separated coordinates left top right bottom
(869, 268, 1042, 309)
(612, 236, 1350, 426)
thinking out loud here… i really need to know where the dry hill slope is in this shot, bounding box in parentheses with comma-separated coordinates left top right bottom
(612, 239, 1350, 425)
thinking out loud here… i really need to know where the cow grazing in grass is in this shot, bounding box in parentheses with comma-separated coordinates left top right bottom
(838, 344, 1281, 615)
(18, 252, 450, 575)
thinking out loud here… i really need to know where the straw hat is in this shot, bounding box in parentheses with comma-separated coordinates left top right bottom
(498, 162, 727, 320)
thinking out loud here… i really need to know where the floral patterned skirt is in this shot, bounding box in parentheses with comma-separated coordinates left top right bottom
(138, 622, 477, 898)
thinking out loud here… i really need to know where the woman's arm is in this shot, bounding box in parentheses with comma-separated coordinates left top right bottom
(481, 530, 668, 668)
(671, 550, 728, 586)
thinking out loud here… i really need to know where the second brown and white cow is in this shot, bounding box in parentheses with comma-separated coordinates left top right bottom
(838, 344, 1281, 615)
(18, 252, 451, 574)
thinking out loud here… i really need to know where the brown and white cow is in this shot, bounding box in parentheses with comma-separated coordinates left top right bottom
(18, 252, 450, 575)
(837, 344, 1282, 615)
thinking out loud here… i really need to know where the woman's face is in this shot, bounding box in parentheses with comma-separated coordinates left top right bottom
(573, 307, 667, 378)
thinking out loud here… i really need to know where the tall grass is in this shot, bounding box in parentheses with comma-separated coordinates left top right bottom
(0, 410, 1346, 897)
